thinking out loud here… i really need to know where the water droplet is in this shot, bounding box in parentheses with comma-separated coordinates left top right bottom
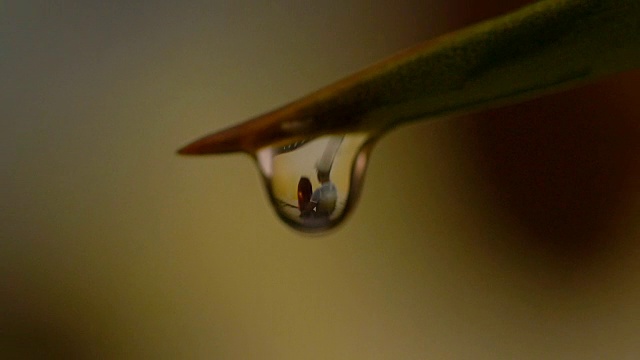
(254, 133, 375, 233)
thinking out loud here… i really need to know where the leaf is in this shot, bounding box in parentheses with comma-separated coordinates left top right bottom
(179, 0, 640, 155)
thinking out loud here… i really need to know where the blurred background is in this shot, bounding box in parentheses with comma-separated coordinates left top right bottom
(2, 0, 639, 358)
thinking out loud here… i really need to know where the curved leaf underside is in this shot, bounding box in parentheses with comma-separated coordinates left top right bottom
(179, 0, 640, 155)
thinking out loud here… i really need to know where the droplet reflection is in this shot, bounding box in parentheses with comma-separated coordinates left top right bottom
(255, 134, 374, 233)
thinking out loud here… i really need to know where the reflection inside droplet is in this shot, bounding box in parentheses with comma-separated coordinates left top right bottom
(254, 133, 374, 233)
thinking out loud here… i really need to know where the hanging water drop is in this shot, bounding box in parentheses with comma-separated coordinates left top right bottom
(254, 133, 374, 233)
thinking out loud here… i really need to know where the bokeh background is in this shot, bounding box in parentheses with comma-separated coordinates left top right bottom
(2, 0, 639, 358)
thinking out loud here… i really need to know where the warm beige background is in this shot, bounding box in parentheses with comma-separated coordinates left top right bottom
(2, 1, 639, 358)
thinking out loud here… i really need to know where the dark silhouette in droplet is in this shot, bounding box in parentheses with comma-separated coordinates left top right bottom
(297, 177, 313, 214)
